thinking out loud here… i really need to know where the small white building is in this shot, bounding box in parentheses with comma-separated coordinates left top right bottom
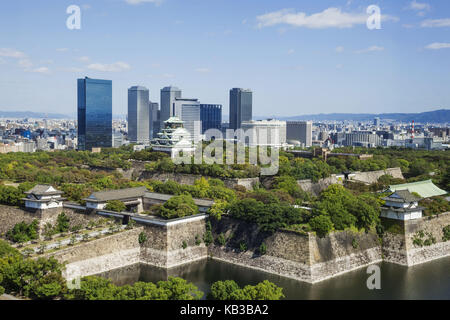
(23, 185, 65, 209)
(381, 190, 424, 221)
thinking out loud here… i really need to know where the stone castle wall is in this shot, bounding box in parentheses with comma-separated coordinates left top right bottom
(140, 217, 208, 268)
(209, 216, 382, 283)
(45, 227, 143, 280)
(351, 167, 404, 184)
(297, 167, 404, 196)
(0, 204, 103, 238)
(2, 203, 448, 283)
(382, 212, 450, 266)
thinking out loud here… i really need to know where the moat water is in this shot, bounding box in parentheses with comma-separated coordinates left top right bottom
(96, 257, 450, 300)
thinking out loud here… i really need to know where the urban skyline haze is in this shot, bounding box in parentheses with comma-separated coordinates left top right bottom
(1, 0, 450, 118)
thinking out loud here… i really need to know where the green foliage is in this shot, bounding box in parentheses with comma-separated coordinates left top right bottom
(66, 276, 203, 300)
(309, 215, 333, 238)
(0, 245, 67, 299)
(0, 185, 24, 206)
(420, 196, 450, 216)
(104, 200, 126, 213)
(55, 212, 70, 233)
(6, 220, 39, 243)
(217, 233, 226, 246)
(138, 232, 148, 244)
(239, 241, 247, 252)
(182, 241, 187, 249)
(412, 230, 436, 247)
(208, 200, 228, 221)
(442, 225, 450, 242)
(272, 175, 309, 200)
(0, 240, 20, 258)
(228, 198, 305, 233)
(203, 221, 214, 246)
(311, 185, 380, 233)
(352, 238, 359, 249)
(259, 242, 267, 255)
(209, 280, 284, 300)
(156, 194, 198, 219)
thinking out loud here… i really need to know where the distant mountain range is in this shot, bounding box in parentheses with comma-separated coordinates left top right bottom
(277, 109, 450, 123)
(0, 111, 72, 119)
(0, 108, 448, 123)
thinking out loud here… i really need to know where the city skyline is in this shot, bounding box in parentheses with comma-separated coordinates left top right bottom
(0, 1, 450, 117)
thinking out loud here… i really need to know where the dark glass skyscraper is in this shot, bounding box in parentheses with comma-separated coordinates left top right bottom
(229, 88, 252, 130)
(77, 77, 112, 151)
(200, 104, 222, 133)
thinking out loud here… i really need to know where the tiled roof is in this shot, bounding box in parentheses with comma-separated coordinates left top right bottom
(25, 185, 63, 195)
(383, 190, 422, 203)
(388, 180, 447, 198)
(86, 187, 148, 202)
(144, 192, 214, 207)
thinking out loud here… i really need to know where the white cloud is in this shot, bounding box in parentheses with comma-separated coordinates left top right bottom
(125, 0, 162, 5)
(355, 46, 384, 54)
(256, 7, 397, 29)
(87, 62, 131, 72)
(336, 64, 344, 69)
(195, 68, 210, 73)
(421, 18, 450, 27)
(161, 73, 175, 78)
(335, 46, 344, 53)
(0, 48, 26, 58)
(0, 57, 5, 64)
(60, 67, 84, 72)
(425, 42, 450, 50)
(287, 49, 295, 55)
(27, 67, 50, 74)
(56, 48, 69, 52)
(78, 56, 90, 62)
(18, 59, 33, 68)
(407, 1, 431, 11)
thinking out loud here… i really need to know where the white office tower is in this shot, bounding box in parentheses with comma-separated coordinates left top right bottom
(177, 99, 201, 143)
(128, 86, 150, 145)
(240, 119, 287, 147)
(160, 86, 182, 122)
(286, 121, 312, 147)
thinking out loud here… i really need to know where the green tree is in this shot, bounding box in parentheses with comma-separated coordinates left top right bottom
(104, 200, 126, 213)
(210, 280, 284, 300)
(6, 220, 39, 243)
(309, 215, 333, 238)
(55, 212, 70, 233)
(157, 195, 198, 219)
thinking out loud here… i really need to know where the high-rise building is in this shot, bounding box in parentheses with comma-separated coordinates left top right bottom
(240, 119, 287, 147)
(374, 117, 380, 127)
(128, 86, 150, 144)
(200, 104, 222, 133)
(178, 99, 201, 142)
(77, 77, 112, 151)
(149, 102, 160, 140)
(160, 86, 182, 123)
(286, 121, 312, 147)
(229, 88, 252, 130)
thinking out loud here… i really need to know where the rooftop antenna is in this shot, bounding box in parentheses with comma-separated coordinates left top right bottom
(411, 120, 415, 139)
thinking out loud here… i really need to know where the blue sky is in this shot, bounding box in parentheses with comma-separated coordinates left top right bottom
(0, 0, 450, 118)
